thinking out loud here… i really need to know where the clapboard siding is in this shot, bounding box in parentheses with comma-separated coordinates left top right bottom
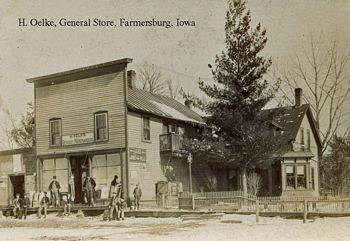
(35, 70, 127, 155)
(127, 111, 199, 200)
(127, 111, 166, 200)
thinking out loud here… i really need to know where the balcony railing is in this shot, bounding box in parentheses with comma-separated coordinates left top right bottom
(159, 133, 184, 152)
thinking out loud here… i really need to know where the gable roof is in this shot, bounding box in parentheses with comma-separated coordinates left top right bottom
(261, 104, 322, 152)
(127, 88, 204, 125)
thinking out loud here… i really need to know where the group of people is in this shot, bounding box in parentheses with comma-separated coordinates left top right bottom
(49, 175, 96, 207)
(12, 193, 31, 219)
(12, 174, 143, 220)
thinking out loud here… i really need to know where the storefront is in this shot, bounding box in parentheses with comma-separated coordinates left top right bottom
(39, 150, 125, 203)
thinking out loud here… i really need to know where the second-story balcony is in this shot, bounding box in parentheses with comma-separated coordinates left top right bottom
(159, 133, 184, 153)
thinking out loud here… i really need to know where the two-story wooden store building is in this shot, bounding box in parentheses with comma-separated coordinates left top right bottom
(27, 58, 208, 204)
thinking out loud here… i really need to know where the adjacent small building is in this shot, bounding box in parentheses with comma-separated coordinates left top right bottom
(0, 148, 35, 206)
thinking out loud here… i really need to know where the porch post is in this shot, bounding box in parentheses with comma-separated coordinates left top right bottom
(268, 166, 273, 195)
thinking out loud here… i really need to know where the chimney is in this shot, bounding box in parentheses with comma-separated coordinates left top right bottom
(184, 99, 192, 109)
(295, 88, 302, 107)
(127, 70, 136, 88)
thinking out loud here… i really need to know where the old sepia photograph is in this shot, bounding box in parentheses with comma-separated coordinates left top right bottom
(0, 0, 350, 240)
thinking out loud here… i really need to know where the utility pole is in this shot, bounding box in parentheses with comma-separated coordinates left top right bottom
(187, 153, 193, 193)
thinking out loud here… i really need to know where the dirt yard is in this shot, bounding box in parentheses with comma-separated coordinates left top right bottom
(0, 213, 349, 241)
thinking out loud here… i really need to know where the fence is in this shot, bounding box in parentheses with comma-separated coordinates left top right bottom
(179, 191, 350, 222)
(179, 191, 256, 210)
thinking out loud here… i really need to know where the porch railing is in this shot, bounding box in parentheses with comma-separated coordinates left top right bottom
(159, 133, 183, 152)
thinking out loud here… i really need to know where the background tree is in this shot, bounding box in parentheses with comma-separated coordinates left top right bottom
(137, 62, 182, 99)
(8, 102, 35, 148)
(184, 0, 280, 193)
(320, 134, 350, 195)
(137, 62, 166, 94)
(278, 34, 350, 157)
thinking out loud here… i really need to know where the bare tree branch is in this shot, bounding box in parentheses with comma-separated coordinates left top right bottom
(278, 33, 350, 155)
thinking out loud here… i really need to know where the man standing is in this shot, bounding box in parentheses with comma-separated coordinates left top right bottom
(22, 193, 31, 220)
(83, 176, 96, 206)
(13, 193, 22, 218)
(117, 186, 126, 221)
(68, 175, 75, 202)
(109, 191, 118, 221)
(49, 176, 61, 207)
(133, 184, 142, 210)
(109, 175, 120, 198)
(38, 192, 49, 218)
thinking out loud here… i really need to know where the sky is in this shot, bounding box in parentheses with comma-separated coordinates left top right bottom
(0, 0, 350, 149)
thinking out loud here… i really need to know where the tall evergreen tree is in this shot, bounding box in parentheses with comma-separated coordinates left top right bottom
(185, 0, 279, 193)
(320, 135, 350, 195)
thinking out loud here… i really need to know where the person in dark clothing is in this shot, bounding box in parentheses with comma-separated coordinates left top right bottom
(49, 176, 61, 207)
(13, 193, 22, 218)
(21, 193, 31, 220)
(109, 175, 121, 198)
(83, 176, 96, 206)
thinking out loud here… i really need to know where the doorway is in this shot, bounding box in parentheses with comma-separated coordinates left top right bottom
(10, 175, 25, 198)
(70, 156, 90, 203)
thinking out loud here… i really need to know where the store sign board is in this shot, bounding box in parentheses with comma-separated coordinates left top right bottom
(129, 147, 146, 162)
(62, 133, 94, 146)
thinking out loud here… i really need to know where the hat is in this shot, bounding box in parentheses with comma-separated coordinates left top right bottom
(114, 175, 118, 179)
(53, 176, 57, 179)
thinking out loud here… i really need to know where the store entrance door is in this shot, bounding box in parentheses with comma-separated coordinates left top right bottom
(10, 175, 25, 198)
(70, 156, 89, 203)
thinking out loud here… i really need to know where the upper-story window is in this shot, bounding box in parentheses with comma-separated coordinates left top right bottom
(307, 129, 311, 151)
(300, 127, 305, 151)
(142, 116, 150, 141)
(95, 112, 108, 141)
(49, 118, 61, 146)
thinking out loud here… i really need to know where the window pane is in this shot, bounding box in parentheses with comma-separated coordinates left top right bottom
(56, 169, 68, 192)
(96, 114, 106, 128)
(95, 113, 108, 141)
(52, 134, 60, 145)
(297, 165, 305, 175)
(50, 120, 61, 145)
(286, 166, 295, 189)
(43, 159, 55, 171)
(107, 153, 121, 166)
(92, 166, 107, 188)
(56, 158, 68, 169)
(143, 117, 150, 128)
(143, 129, 150, 140)
(297, 166, 306, 189)
(92, 155, 107, 167)
(98, 128, 107, 140)
(286, 166, 294, 174)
